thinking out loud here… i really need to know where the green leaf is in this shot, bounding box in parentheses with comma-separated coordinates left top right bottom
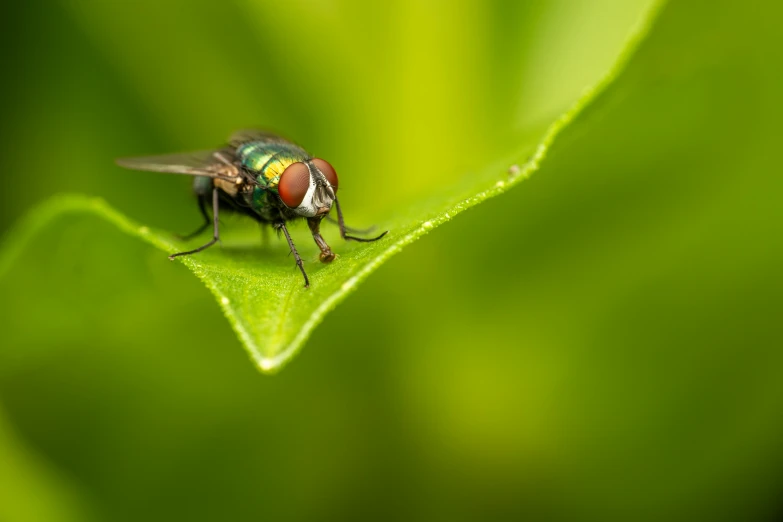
(0, 1, 665, 372)
(4, 0, 783, 520)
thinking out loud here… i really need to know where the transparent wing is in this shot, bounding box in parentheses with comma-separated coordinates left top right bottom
(228, 129, 302, 150)
(115, 149, 234, 179)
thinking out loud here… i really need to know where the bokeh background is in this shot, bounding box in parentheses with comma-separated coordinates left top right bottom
(2, 1, 783, 521)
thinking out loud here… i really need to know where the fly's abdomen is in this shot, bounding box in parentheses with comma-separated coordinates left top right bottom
(236, 141, 310, 193)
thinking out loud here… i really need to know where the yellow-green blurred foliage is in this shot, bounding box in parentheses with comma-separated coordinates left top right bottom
(1, 1, 782, 521)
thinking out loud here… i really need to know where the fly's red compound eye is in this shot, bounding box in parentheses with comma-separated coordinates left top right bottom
(313, 158, 338, 192)
(278, 162, 311, 208)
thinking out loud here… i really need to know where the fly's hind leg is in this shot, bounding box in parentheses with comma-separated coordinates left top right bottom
(170, 188, 221, 260)
(276, 221, 310, 288)
(176, 194, 211, 241)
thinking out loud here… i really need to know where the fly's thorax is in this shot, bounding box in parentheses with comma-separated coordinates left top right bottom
(236, 141, 309, 192)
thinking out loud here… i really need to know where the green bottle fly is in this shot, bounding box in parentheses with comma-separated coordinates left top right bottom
(116, 130, 386, 287)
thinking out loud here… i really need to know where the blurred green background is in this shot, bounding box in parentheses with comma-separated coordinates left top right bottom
(2, 1, 783, 521)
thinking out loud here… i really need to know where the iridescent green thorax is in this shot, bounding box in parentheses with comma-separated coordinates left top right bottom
(236, 141, 310, 193)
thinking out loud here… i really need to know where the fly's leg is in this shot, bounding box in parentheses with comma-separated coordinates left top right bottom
(277, 221, 310, 288)
(334, 197, 388, 242)
(307, 217, 336, 263)
(170, 188, 220, 260)
(324, 215, 377, 235)
(176, 195, 210, 240)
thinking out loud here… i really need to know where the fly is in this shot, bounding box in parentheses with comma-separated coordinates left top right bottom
(116, 130, 387, 288)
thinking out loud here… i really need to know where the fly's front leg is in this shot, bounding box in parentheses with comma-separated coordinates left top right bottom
(170, 187, 220, 260)
(277, 221, 310, 288)
(324, 215, 376, 235)
(333, 197, 388, 242)
(307, 217, 336, 263)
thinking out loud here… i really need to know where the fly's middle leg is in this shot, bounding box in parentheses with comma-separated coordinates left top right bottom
(277, 221, 310, 288)
(177, 194, 211, 241)
(170, 187, 221, 260)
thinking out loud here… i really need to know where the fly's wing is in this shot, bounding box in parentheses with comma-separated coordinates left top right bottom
(228, 129, 307, 154)
(115, 149, 236, 180)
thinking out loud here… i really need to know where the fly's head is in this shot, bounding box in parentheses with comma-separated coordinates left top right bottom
(277, 159, 339, 218)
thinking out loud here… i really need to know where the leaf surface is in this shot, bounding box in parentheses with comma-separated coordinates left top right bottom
(0, 1, 665, 372)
